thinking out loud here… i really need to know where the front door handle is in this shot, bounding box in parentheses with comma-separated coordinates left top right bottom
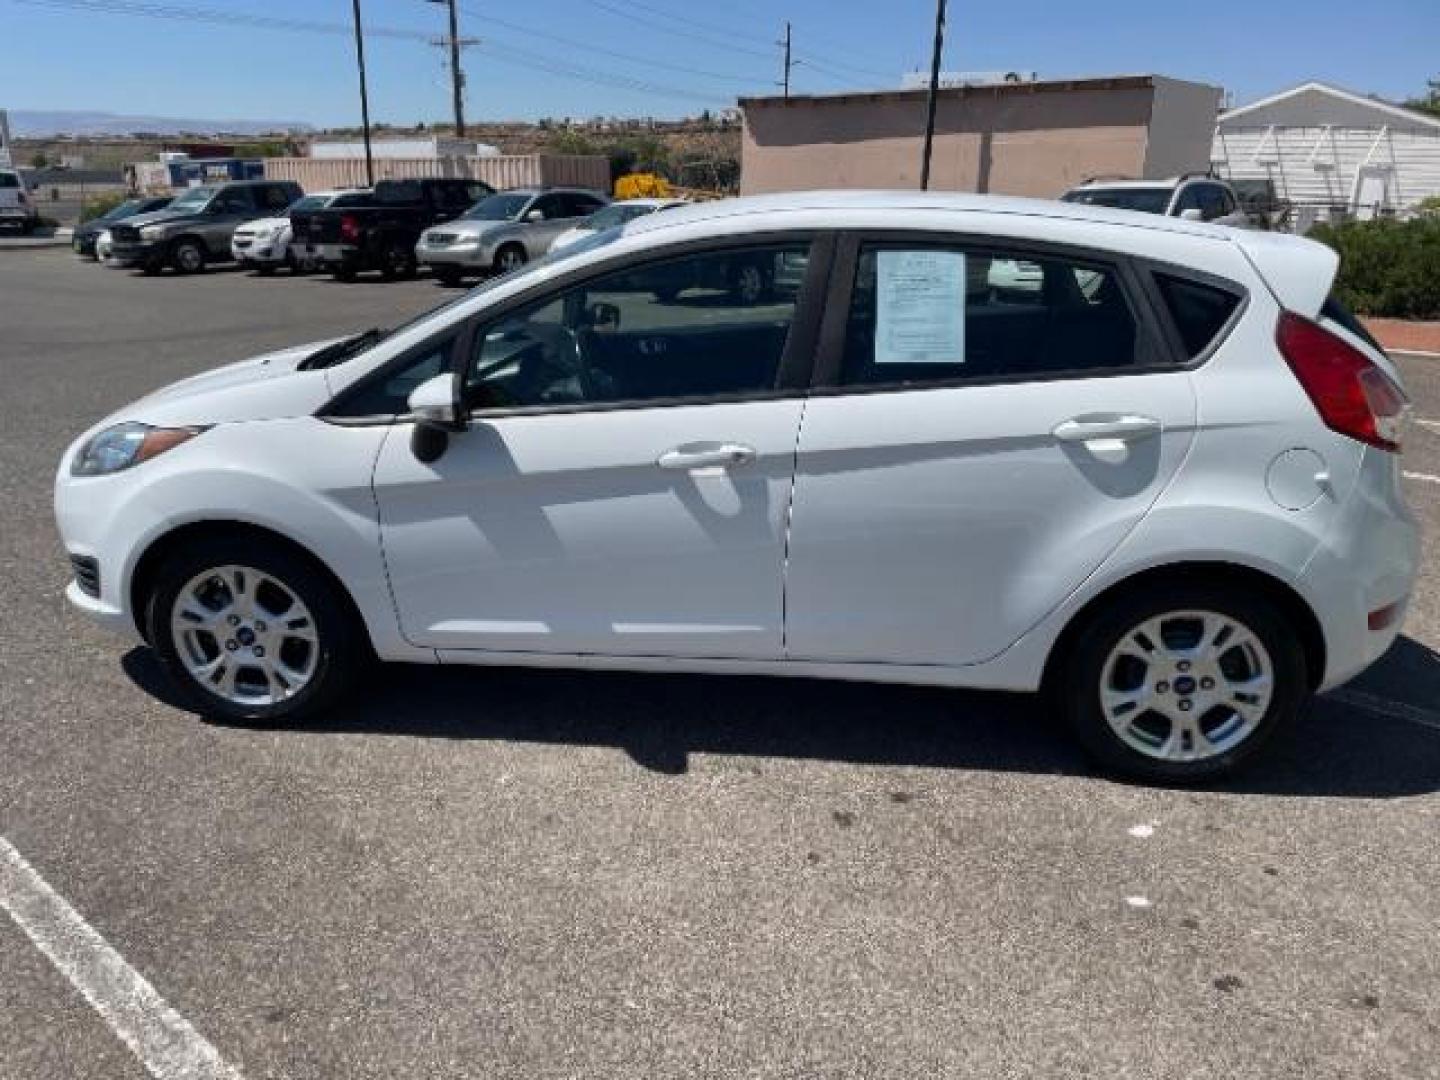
(657, 442, 757, 471)
(1051, 415, 1162, 443)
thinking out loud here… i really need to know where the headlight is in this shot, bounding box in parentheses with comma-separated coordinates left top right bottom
(140, 225, 168, 240)
(71, 423, 204, 476)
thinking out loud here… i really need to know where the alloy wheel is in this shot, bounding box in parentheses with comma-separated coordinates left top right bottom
(1098, 609, 1274, 763)
(169, 565, 320, 706)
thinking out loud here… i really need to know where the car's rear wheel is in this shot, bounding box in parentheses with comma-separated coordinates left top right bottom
(171, 238, 206, 275)
(145, 538, 365, 723)
(494, 244, 527, 274)
(1054, 583, 1307, 782)
(380, 242, 418, 281)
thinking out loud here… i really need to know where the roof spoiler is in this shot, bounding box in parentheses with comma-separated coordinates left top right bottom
(1232, 230, 1338, 318)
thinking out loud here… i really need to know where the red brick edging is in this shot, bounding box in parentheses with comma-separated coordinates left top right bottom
(1364, 319, 1440, 355)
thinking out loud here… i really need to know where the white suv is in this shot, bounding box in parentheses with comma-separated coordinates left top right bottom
(0, 168, 39, 234)
(53, 191, 1418, 781)
(1063, 174, 1249, 227)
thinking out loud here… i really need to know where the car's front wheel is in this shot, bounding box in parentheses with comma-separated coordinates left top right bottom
(145, 537, 365, 723)
(1054, 582, 1307, 782)
(494, 244, 527, 274)
(171, 238, 206, 275)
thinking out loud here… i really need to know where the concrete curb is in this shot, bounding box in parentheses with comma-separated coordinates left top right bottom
(0, 229, 73, 252)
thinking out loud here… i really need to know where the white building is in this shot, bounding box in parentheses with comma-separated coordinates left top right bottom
(1213, 82, 1440, 230)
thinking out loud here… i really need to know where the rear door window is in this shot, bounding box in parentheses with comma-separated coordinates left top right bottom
(836, 244, 1148, 387)
(1153, 273, 1243, 357)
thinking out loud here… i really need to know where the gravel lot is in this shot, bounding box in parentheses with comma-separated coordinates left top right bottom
(1, 250, 1437, 1079)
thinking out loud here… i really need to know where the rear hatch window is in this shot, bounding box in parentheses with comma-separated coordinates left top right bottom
(1154, 272, 1243, 358)
(1321, 295, 1384, 353)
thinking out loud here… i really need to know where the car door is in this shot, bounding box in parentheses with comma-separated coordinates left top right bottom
(784, 236, 1197, 667)
(370, 237, 826, 659)
(203, 186, 255, 253)
(518, 193, 574, 257)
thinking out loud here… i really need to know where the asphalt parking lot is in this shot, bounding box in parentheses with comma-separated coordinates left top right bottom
(1, 249, 1438, 1079)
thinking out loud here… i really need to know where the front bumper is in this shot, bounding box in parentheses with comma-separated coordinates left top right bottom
(416, 239, 487, 268)
(72, 234, 99, 256)
(232, 237, 286, 264)
(108, 239, 165, 267)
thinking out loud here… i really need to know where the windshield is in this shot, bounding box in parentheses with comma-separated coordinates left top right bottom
(101, 200, 143, 221)
(576, 202, 663, 232)
(462, 193, 530, 221)
(288, 195, 330, 213)
(1062, 187, 1172, 215)
(168, 186, 217, 212)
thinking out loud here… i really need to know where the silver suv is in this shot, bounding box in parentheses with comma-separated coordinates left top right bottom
(415, 187, 609, 285)
(1062, 174, 1248, 227)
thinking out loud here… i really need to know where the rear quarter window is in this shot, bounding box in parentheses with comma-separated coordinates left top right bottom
(1154, 273, 1243, 358)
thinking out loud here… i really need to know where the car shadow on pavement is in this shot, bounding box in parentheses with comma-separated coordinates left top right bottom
(121, 634, 1440, 798)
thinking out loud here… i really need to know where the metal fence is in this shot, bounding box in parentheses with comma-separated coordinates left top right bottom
(261, 154, 612, 194)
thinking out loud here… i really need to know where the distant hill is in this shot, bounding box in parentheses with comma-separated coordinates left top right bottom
(8, 110, 315, 137)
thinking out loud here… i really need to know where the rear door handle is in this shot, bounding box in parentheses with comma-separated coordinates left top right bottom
(657, 442, 757, 470)
(1051, 415, 1162, 443)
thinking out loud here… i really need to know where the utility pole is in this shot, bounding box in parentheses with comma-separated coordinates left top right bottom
(919, 0, 947, 190)
(778, 21, 795, 99)
(426, 0, 475, 138)
(350, 0, 374, 185)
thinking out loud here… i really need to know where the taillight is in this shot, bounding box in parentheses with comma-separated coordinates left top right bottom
(1275, 311, 1407, 453)
(339, 214, 359, 243)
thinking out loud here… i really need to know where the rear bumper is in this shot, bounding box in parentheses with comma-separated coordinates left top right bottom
(1294, 449, 1421, 689)
(311, 242, 358, 267)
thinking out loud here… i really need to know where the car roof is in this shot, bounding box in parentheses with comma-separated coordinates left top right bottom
(624, 189, 1225, 240)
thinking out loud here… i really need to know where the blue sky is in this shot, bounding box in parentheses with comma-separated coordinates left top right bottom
(0, 0, 1437, 128)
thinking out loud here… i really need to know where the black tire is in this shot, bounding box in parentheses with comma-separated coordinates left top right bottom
(254, 263, 275, 277)
(1052, 581, 1308, 782)
(332, 263, 357, 282)
(144, 536, 366, 723)
(380, 242, 418, 281)
(171, 237, 206, 275)
(434, 266, 464, 287)
(493, 243, 528, 275)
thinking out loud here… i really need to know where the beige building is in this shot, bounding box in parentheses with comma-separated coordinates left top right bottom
(739, 75, 1221, 197)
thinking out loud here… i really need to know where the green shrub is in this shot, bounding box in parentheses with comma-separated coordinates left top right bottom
(1309, 217, 1440, 319)
(79, 191, 131, 223)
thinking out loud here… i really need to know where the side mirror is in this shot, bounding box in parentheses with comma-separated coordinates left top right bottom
(525, 208, 545, 222)
(1178, 208, 1204, 222)
(407, 372, 465, 464)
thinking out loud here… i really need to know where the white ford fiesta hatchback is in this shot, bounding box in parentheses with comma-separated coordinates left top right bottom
(55, 192, 1419, 781)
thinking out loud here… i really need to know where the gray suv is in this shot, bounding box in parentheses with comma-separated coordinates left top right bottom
(415, 187, 609, 285)
(107, 180, 303, 274)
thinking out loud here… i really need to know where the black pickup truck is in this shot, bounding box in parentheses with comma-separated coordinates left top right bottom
(291, 176, 492, 281)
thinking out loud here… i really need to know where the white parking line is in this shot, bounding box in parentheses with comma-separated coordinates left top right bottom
(1403, 470, 1440, 485)
(1328, 689, 1440, 733)
(0, 837, 243, 1080)
(1415, 418, 1440, 432)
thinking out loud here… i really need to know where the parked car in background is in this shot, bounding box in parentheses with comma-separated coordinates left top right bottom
(0, 168, 39, 234)
(415, 187, 609, 284)
(72, 196, 173, 258)
(549, 197, 687, 251)
(232, 188, 373, 275)
(290, 177, 492, 281)
(54, 191, 1416, 781)
(107, 181, 303, 274)
(1062, 174, 1249, 227)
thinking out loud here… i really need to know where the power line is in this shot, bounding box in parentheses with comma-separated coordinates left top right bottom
(458, 3, 765, 88)
(14, 0, 431, 41)
(585, 0, 778, 61)
(593, 0, 775, 48)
